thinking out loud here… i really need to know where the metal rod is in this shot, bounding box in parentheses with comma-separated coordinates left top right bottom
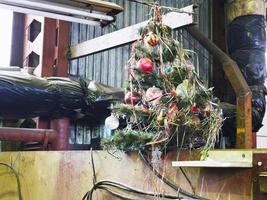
(0, 0, 114, 21)
(185, 25, 252, 148)
(0, 3, 101, 26)
(0, 127, 57, 142)
(51, 118, 70, 150)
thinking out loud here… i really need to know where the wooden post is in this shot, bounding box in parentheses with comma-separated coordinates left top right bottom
(185, 26, 252, 149)
(22, 14, 70, 150)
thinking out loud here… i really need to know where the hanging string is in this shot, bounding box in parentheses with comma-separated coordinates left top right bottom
(127, 0, 195, 15)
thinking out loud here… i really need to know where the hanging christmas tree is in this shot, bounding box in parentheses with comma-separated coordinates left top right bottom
(103, 5, 222, 153)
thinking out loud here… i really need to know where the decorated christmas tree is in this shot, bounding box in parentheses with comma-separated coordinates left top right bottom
(103, 5, 222, 154)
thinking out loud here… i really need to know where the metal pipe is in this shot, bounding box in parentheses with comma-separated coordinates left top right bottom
(0, 3, 101, 26)
(185, 25, 252, 148)
(0, 0, 114, 21)
(0, 127, 57, 142)
(51, 118, 70, 150)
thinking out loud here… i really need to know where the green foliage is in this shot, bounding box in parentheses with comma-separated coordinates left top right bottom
(102, 5, 222, 153)
(102, 130, 153, 152)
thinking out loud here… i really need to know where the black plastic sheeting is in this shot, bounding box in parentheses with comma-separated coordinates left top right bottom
(0, 71, 123, 119)
(224, 14, 266, 142)
(231, 50, 266, 85)
(251, 85, 267, 131)
(227, 15, 266, 54)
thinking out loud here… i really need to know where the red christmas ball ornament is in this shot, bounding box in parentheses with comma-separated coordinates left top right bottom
(137, 58, 154, 73)
(124, 92, 140, 104)
(146, 32, 159, 46)
(191, 103, 198, 113)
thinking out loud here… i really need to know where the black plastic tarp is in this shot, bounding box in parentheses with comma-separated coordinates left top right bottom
(231, 50, 266, 85)
(225, 14, 266, 136)
(227, 15, 266, 54)
(0, 71, 123, 119)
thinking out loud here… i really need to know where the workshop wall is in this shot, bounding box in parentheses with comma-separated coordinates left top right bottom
(69, 0, 212, 87)
(68, 0, 213, 148)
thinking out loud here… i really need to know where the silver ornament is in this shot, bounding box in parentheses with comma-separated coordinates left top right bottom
(105, 115, 119, 130)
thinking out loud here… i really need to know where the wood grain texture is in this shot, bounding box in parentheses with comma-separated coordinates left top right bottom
(0, 150, 259, 200)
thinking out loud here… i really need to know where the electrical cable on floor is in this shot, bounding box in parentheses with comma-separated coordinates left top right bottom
(0, 162, 23, 200)
(139, 152, 209, 200)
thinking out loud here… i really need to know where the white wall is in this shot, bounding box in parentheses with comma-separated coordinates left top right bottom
(0, 9, 13, 66)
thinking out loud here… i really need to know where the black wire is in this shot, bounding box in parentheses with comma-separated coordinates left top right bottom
(83, 149, 207, 199)
(97, 186, 138, 200)
(86, 180, 184, 200)
(179, 167, 195, 193)
(83, 151, 185, 200)
(90, 148, 96, 185)
(0, 162, 23, 200)
(139, 152, 209, 200)
(96, 180, 182, 199)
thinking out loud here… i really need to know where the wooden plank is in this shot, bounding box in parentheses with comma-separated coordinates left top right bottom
(173, 150, 253, 168)
(41, 18, 57, 77)
(0, 150, 258, 200)
(172, 160, 253, 168)
(57, 20, 69, 77)
(69, 5, 194, 59)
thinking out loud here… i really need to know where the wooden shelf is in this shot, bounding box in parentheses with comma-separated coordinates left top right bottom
(172, 150, 253, 168)
(172, 160, 252, 168)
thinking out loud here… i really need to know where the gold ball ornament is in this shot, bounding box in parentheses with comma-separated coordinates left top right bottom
(157, 114, 164, 123)
(146, 33, 159, 46)
(157, 110, 166, 124)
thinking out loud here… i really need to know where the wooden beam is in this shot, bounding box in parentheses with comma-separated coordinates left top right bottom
(172, 160, 252, 168)
(185, 25, 252, 149)
(69, 5, 194, 59)
(173, 150, 253, 168)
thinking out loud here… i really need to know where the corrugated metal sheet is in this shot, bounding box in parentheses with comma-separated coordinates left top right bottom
(69, 0, 212, 85)
(68, 0, 212, 147)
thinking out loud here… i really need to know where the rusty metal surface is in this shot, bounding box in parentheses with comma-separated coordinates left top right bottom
(56, 20, 69, 77)
(185, 25, 252, 149)
(0, 127, 57, 142)
(50, 118, 70, 150)
(41, 18, 57, 77)
(41, 19, 70, 77)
